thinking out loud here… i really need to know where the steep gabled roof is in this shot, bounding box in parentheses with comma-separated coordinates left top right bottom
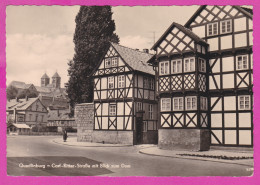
(6, 97, 39, 111)
(151, 22, 208, 51)
(184, 5, 253, 28)
(111, 42, 155, 75)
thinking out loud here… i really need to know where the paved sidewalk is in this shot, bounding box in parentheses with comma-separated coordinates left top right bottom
(139, 147, 254, 167)
(52, 136, 132, 147)
(52, 136, 254, 167)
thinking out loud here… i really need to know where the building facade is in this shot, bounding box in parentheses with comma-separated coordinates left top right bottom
(6, 97, 48, 127)
(80, 42, 158, 144)
(150, 5, 253, 149)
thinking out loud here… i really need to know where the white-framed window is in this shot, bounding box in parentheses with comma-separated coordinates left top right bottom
(172, 60, 182, 74)
(186, 96, 197, 110)
(142, 121, 148, 132)
(207, 22, 218, 36)
(144, 77, 149, 89)
(35, 114, 38, 122)
(161, 98, 171, 111)
(109, 104, 116, 115)
(199, 58, 206, 72)
(105, 58, 112, 68)
(239, 95, 250, 110)
(137, 102, 142, 111)
(108, 76, 114, 89)
(236, 55, 248, 70)
(118, 75, 125, 88)
(221, 19, 232, 34)
(149, 78, 154, 90)
(160, 61, 169, 75)
(173, 97, 183, 111)
(111, 57, 118, 67)
(184, 58, 195, 72)
(200, 97, 208, 110)
(149, 104, 153, 119)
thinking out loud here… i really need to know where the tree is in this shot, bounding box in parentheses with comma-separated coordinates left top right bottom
(17, 89, 38, 99)
(66, 6, 119, 115)
(6, 86, 18, 100)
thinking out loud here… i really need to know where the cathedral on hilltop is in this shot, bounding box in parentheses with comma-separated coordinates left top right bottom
(8, 72, 68, 109)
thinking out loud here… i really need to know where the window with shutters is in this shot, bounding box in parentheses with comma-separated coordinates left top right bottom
(207, 22, 218, 36)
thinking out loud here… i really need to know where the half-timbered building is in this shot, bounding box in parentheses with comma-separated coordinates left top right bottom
(150, 6, 253, 149)
(92, 42, 158, 144)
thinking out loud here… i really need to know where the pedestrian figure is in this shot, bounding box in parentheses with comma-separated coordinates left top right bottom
(63, 129, 68, 142)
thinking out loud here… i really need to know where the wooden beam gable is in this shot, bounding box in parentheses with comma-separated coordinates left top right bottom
(185, 6, 252, 28)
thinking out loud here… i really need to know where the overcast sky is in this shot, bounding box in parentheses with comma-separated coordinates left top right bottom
(6, 6, 201, 87)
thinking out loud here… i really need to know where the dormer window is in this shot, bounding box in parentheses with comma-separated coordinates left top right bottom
(207, 22, 218, 36)
(220, 20, 232, 34)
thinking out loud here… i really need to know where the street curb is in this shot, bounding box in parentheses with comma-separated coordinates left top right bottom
(139, 149, 254, 168)
(52, 139, 133, 148)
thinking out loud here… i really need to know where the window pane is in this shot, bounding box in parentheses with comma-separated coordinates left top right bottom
(213, 23, 218, 34)
(185, 60, 189, 71)
(190, 59, 195, 71)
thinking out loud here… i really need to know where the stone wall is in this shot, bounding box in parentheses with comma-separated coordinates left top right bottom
(75, 103, 134, 144)
(92, 131, 133, 145)
(158, 129, 210, 151)
(75, 103, 94, 142)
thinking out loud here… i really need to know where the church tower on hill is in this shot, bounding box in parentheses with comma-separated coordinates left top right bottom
(52, 72, 61, 89)
(41, 73, 50, 87)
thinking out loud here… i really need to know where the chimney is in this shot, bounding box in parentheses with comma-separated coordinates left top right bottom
(143, 49, 149, 53)
(135, 49, 139, 51)
(26, 96, 29, 101)
(16, 97, 19, 102)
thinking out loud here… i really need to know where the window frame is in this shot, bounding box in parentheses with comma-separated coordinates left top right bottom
(142, 121, 148, 132)
(148, 104, 153, 119)
(236, 55, 248, 70)
(184, 57, 195, 72)
(171, 59, 182, 74)
(173, 97, 184, 111)
(105, 58, 112, 68)
(220, 19, 232, 34)
(111, 57, 118, 67)
(186, 96, 197, 110)
(108, 76, 114, 89)
(161, 98, 171, 111)
(159, 61, 170, 75)
(239, 95, 251, 110)
(118, 75, 125, 88)
(200, 97, 208, 110)
(109, 104, 117, 116)
(199, 58, 206, 72)
(137, 102, 143, 112)
(207, 22, 218, 36)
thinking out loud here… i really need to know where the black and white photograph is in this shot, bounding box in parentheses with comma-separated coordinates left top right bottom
(6, 5, 254, 176)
